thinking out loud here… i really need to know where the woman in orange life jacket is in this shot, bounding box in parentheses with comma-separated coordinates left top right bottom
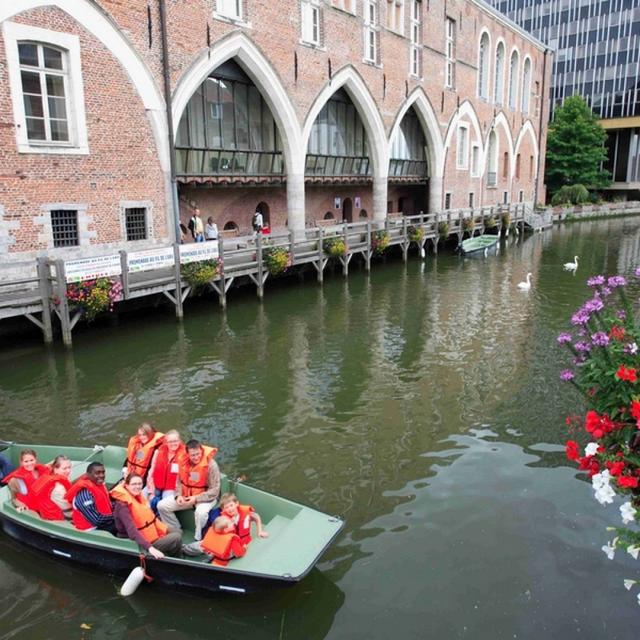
(32, 455, 72, 520)
(111, 474, 182, 558)
(146, 429, 185, 500)
(3, 449, 50, 512)
(123, 422, 164, 483)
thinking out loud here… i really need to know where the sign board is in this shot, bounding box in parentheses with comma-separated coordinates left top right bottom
(179, 241, 219, 264)
(128, 247, 175, 273)
(65, 254, 121, 283)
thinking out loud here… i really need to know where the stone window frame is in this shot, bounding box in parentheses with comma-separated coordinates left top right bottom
(214, 0, 252, 28)
(456, 123, 469, 170)
(470, 144, 481, 178)
(300, 0, 324, 49)
(3, 21, 89, 155)
(39, 203, 92, 250)
(119, 200, 154, 244)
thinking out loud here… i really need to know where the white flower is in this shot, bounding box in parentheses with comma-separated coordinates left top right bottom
(628, 342, 638, 355)
(620, 502, 637, 525)
(592, 470, 612, 491)
(602, 541, 616, 560)
(624, 579, 637, 591)
(594, 483, 616, 505)
(585, 442, 599, 456)
(628, 545, 640, 560)
(637, 592, 640, 607)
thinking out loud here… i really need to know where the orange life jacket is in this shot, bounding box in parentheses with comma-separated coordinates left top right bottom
(110, 484, 167, 544)
(4, 464, 50, 511)
(233, 504, 254, 545)
(178, 445, 217, 497)
(151, 443, 186, 491)
(66, 475, 113, 530)
(32, 473, 71, 521)
(125, 432, 164, 479)
(200, 530, 247, 566)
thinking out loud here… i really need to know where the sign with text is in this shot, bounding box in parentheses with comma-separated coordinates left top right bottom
(179, 242, 219, 264)
(65, 254, 121, 283)
(127, 247, 175, 273)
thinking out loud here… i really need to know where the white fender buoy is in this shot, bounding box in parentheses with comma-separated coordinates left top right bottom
(420, 247, 426, 259)
(120, 566, 145, 597)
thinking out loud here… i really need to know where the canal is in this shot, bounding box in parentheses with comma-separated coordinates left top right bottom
(1, 217, 639, 639)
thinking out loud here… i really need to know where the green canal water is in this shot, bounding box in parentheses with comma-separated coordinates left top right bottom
(1, 218, 640, 639)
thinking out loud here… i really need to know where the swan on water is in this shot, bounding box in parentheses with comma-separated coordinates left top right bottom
(517, 273, 532, 290)
(563, 256, 579, 270)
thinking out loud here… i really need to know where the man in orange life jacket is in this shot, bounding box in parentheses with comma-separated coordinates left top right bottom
(66, 462, 116, 535)
(157, 439, 220, 540)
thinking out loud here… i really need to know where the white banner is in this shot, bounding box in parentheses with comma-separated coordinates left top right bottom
(179, 241, 219, 264)
(127, 247, 175, 273)
(65, 254, 121, 283)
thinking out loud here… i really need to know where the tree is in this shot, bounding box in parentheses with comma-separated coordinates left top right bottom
(545, 95, 610, 197)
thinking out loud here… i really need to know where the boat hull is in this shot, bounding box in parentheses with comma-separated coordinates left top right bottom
(459, 236, 499, 256)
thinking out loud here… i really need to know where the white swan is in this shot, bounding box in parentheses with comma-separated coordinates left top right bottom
(517, 273, 532, 290)
(563, 255, 579, 270)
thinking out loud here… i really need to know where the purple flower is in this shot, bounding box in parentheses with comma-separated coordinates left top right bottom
(635, 266, 640, 277)
(574, 341, 592, 352)
(617, 310, 627, 320)
(591, 331, 609, 347)
(571, 309, 590, 326)
(601, 286, 612, 297)
(557, 333, 572, 345)
(584, 298, 604, 313)
(560, 370, 575, 381)
(607, 276, 627, 288)
(587, 275, 605, 287)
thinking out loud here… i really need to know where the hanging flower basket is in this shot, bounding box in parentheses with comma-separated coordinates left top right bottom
(323, 237, 348, 258)
(181, 258, 221, 293)
(462, 217, 474, 233)
(66, 277, 122, 322)
(484, 216, 497, 229)
(558, 270, 640, 603)
(438, 221, 450, 240)
(407, 225, 424, 244)
(371, 230, 390, 256)
(263, 246, 292, 276)
(501, 212, 511, 227)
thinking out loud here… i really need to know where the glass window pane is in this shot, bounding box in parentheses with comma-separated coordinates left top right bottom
(23, 94, 44, 118)
(43, 47, 63, 70)
(18, 43, 38, 66)
(234, 83, 249, 150)
(219, 81, 235, 149)
(50, 119, 69, 142)
(188, 86, 206, 147)
(48, 96, 67, 119)
(248, 86, 262, 150)
(21, 71, 41, 95)
(176, 111, 189, 146)
(261, 108, 275, 151)
(46, 74, 65, 97)
(203, 78, 222, 148)
(26, 117, 46, 140)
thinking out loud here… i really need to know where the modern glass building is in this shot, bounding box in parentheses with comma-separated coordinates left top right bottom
(488, 0, 640, 196)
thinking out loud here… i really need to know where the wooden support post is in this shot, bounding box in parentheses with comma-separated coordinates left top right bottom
(55, 259, 73, 347)
(119, 250, 130, 299)
(365, 221, 372, 271)
(218, 237, 227, 308)
(36, 257, 54, 344)
(317, 227, 324, 283)
(256, 233, 264, 298)
(289, 230, 295, 266)
(402, 216, 408, 262)
(342, 224, 349, 276)
(173, 244, 184, 319)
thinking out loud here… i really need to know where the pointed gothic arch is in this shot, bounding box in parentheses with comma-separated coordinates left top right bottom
(487, 111, 516, 176)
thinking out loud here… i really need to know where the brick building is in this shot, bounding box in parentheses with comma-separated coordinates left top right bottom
(0, 0, 550, 269)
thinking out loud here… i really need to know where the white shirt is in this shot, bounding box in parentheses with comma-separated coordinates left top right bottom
(205, 222, 218, 240)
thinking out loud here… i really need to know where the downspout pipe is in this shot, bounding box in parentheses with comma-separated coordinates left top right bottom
(534, 46, 550, 206)
(158, 0, 181, 243)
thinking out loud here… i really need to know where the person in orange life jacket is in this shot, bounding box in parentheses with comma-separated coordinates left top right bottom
(111, 474, 182, 559)
(123, 422, 164, 484)
(3, 449, 50, 512)
(146, 429, 185, 501)
(66, 462, 117, 535)
(32, 455, 72, 520)
(181, 492, 268, 560)
(157, 439, 220, 541)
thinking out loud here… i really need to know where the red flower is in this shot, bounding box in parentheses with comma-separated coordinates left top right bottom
(616, 365, 637, 382)
(617, 475, 639, 489)
(605, 460, 625, 476)
(584, 410, 617, 438)
(565, 440, 580, 461)
(609, 326, 626, 341)
(631, 400, 640, 421)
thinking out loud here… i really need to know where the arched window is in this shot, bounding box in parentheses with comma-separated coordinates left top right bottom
(324, 211, 335, 220)
(487, 130, 497, 186)
(521, 58, 531, 114)
(359, 209, 368, 218)
(493, 42, 505, 105)
(477, 32, 490, 100)
(223, 221, 238, 230)
(502, 151, 509, 179)
(508, 50, 519, 110)
(389, 107, 429, 179)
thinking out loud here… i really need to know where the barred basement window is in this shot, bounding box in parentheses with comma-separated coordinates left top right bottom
(469, 192, 475, 208)
(51, 209, 78, 247)
(444, 192, 451, 210)
(125, 207, 148, 241)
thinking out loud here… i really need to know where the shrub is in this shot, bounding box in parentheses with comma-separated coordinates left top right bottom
(407, 225, 424, 243)
(263, 247, 292, 276)
(550, 184, 590, 206)
(438, 221, 450, 239)
(323, 237, 347, 258)
(484, 217, 497, 229)
(65, 278, 122, 321)
(501, 212, 511, 227)
(462, 217, 474, 233)
(371, 230, 390, 256)
(181, 259, 221, 292)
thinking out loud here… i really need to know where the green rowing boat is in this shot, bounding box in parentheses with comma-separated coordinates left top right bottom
(459, 235, 499, 256)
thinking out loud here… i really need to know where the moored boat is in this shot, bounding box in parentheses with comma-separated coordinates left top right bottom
(0, 442, 344, 594)
(459, 235, 499, 256)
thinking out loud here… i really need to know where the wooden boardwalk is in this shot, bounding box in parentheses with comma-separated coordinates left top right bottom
(0, 206, 529, 346)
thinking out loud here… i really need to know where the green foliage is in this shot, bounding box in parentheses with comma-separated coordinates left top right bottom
(407, 225, 424, 243)
(181, 259, 220, 292)
(438, 221, 449, 239)
(323, 237, 347, 258)
(545, 95, 610, 197)
(65, 278, 122, 321)
(371, 230, 390, 256)
(501, 212, 511, 227)
(462, 217, 474, 232)
(263, 247, 291, 276)
(550, 184, 591, 206)
(484, 216, 497, 229)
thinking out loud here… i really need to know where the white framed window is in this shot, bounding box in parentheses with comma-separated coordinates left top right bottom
(521, 57, 531, 114)
(301, 0, 321, 46)
(387, 0, 404, 34)
(331, 0, 356, 13)
(409, 0, 421, 76)
(364, 1, 379, 63)
(217, 0, 242, 20)
(445, 17, 455, 89)
(471, 144, 480, 177)
(508, 50, 519, 110)
(3, 22, 88, 155)
(477, 32, 490, 100)
(456, 124, 469, 169)
(493, 42, 505, 105)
